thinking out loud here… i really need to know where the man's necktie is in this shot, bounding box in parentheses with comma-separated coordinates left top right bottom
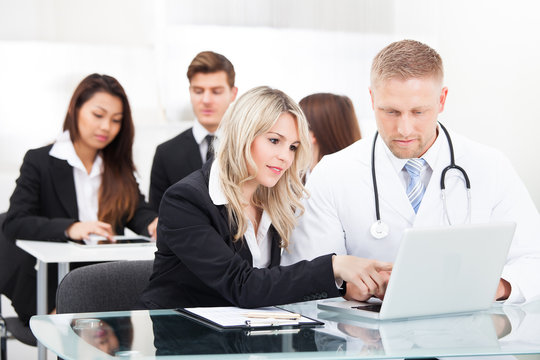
(205, 134, 215, 162)
(405, 158, 426, 213)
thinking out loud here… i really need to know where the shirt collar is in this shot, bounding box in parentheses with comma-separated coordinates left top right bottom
(383, 125, 443, 174)
(49, 130, 103, 177)
(192, 120, 214, 145)
(209, 159, 228, 205)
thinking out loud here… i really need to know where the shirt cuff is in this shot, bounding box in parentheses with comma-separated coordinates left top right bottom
(337, 280, 347, 296)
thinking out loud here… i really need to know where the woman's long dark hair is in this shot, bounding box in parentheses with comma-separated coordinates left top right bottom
(300, 93, 361, 163)
(63, 73, 138, 230)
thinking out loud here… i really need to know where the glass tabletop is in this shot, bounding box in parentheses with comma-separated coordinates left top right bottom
(30, 300, 540, 359)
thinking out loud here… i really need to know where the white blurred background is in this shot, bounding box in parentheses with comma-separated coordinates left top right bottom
(1, 0, 539, 212)
(1, 1, 540, 358)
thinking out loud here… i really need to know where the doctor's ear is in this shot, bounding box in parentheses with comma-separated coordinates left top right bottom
(439, 87, 449, 113)
(369, 88, 375, 110)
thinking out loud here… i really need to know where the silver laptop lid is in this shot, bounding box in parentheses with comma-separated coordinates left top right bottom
(379, 222, 516, 319)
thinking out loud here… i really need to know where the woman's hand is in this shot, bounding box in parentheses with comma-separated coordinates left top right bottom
(66, 221, 114, 242)
(344, 270, 392, 301)
(147, 217, 158, 241)
(332, 255, 393, 301)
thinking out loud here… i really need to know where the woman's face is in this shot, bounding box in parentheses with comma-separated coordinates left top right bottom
(248, 112, 300, 189)
(73, 319, 120, 355)
(76, 91, 123, 153)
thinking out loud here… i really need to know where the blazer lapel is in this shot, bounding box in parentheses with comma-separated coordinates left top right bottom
(186, 129, 203, 170)
(415, 143, 447, 224)
(373, 141, 416, 224)
(268, 226, 281, 267)
(217, 205, 253, 264)
(50, 156, 78, 218)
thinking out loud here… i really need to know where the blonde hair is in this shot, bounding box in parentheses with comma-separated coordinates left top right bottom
(371, 39, 444, 87)
(216, 86, 311, 248)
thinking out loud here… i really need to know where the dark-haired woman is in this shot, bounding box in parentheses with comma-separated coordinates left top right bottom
(299, 93, 361, 174)
(1, 73, 157, 324)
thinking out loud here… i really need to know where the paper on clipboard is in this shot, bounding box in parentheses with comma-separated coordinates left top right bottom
(176, 306, 323, 330)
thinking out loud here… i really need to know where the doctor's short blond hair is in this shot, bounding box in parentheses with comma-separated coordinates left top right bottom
(371, 39, 444, 86)
(215, 86, 311, 248)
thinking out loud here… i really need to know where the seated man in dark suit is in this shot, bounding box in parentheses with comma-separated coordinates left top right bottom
(149, 51, 238, 211)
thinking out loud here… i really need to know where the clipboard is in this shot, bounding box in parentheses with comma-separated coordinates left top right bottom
(175, 306, 324, 331)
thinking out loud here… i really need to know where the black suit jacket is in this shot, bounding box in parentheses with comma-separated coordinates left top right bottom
(3, 144, 157, 241)
(140, 161, 340, 310)
(149, 128, 203, 212)
(1, 144, 157, 323)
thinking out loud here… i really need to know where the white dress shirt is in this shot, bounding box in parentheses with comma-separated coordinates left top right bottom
(192, 120, 216, 163)
(386, 130, 440, 191)
(208, 160, 272, 268)
(49, 131, 103, 222)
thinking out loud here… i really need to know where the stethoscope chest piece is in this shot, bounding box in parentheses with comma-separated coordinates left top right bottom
(370, 220, 389, 239)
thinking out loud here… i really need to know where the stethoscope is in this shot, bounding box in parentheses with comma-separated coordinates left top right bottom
(370, 122, 472, 239)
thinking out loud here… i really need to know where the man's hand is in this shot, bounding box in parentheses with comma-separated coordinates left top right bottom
(495, 278, 511, 301)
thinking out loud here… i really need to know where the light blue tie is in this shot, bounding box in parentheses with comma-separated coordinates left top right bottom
(405, 158, 426, 213)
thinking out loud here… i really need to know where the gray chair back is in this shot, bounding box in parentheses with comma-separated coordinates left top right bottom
(56, 260, 153, 314)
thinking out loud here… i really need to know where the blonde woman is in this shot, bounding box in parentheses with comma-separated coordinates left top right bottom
(141, 86, 391, 309)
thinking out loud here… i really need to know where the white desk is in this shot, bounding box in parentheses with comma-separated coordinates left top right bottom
(16, 240, 156, 360)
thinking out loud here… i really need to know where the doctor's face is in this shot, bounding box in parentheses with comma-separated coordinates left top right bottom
(370, 76, 448, 159)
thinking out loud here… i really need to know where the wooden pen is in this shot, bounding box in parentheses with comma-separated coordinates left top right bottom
(243, 312, 301, 320)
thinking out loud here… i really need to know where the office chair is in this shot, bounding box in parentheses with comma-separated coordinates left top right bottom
(56, 260, 154, 314)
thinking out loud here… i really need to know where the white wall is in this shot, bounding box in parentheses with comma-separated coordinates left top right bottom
(394, 0, 540, 209)
(1, 1, 540, 358)
(0, 0, 539, 212)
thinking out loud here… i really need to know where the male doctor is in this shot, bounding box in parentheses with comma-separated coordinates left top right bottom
(282, 39, 540, 304)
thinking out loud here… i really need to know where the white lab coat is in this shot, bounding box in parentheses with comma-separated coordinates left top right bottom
(282, 129, 540, 304)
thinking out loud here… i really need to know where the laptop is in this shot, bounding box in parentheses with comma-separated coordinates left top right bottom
(318, 222, 516, 320)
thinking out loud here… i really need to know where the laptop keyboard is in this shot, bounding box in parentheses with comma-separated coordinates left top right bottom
(351, 304, 382, 313)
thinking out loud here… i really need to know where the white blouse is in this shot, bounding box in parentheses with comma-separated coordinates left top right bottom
(208, 160, 272, 268)
(49, 131, 103, 222)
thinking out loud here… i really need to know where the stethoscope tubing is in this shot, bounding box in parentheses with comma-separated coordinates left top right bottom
(370, 122, 471, 237)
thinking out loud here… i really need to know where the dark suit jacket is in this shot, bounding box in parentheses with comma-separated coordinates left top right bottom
(140, 161, 340, 310)
(149, 128, 203, 212)
(1, 144, 157, 323)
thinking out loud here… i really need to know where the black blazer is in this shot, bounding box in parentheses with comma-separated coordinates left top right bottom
(140, 161, 340, 310)
(149, 128, 203, 212)
(3, 144, 157, 241)
(1, 144, 157, 323)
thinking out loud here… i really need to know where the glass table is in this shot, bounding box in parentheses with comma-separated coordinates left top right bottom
(30, 300, 540, 359)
